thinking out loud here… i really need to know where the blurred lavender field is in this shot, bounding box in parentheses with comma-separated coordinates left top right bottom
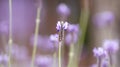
(0, 0, 120, 67)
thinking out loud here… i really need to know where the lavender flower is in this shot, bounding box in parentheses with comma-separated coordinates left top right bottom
(5, 44, 29, 61)
(0, 21, 9, 34)
(101, 59, 109, 67)
(0, 54, 9, 65)
(91, 64, 97, 67)
(92, 11, 115, 28)
(65, 24, 80, 45)
(49, 34, 59, 43)
(56, 21, 68, 31)
(35, 56, 53, 67)
(103, 40, 119, 53)
(30, 34, 57, 53)
(93, 47, 107, 58)
(57, 3, 70, 17)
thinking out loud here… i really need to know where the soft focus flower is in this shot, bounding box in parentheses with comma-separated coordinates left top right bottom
(35, 56, 53, 67)
(92, 11, 115, 28)
(57, 3, 70, 17)
(67, 24, 80, 33)
(56, 21, 68, 31)
(5, 44, 29, 61)
(0, 21, 9, 34)
(0, 54, 9, 64)
(103, 40, 119, 53)
(30, 34, 57, 53)
(49, 34, 59, 43)
(65, 24, 80, 45)
(65, 33, 78, 45)
(93, 47, 107, 58)
(91, 64, 97, 67)
(101, 59, 109, 67)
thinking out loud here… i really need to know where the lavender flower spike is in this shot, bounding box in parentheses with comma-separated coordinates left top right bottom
(103, 40, 119, 53)
(93, 47, 107, 58)
(56, 21, 69, 31)
(50, 34, 59, 43)
(57, 3, 70, 17)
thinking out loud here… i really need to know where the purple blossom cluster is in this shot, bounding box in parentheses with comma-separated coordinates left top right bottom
(92, 11, 115, 28)
(92, 39, 119, 67)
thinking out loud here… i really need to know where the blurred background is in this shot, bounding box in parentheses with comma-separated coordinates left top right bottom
(0, 0, 119, 67)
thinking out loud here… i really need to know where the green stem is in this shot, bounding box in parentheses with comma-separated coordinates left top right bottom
(31, 8, 40, 67)
(8, 0, 13, 66)
(58, 41, 62, 67)
(67, 44, 74, 67)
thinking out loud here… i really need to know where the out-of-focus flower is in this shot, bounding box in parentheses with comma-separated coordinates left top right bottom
(65, 24, 80, 45)
(56, 21, 68, 31)
(49, 34, 59, 43)
(101, 59, 109, 67)
(92, 11, 115, 28)
(67, 24, 79, 33)
(30, 34, 57, 53)
(0, 21, 9, 34)
(103, 40, 119, 53)
(93, 47, 107, 58)
(35, 56, 53, 67)
(0, 54, 9, 64)
(57, 3, 70, 17)
(91, 64, 97, 67)
(5, 44, 29, 61)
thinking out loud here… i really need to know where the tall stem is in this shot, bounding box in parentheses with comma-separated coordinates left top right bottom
(58, 41, 62, 67)
(31, 7, 40, 67)
(67, 43, 74, 67)
(8, 0, 13, 67)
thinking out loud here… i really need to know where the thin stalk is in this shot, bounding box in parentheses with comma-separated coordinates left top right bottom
(58, 41, 62, 67)
(53, 52, 57, 67)
(8, 0, 13, 67)
(31, 7, 40, 67)
(70, 0, 90, 67)
(67, 43, 74, 67)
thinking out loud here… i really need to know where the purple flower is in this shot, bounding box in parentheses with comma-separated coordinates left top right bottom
(93, 47, 107, 58)
(56, 21, 68, 31)
(49, 34, 59, 43)
(0, 54, 9, 64)
(91, 64, 97, 67)
(65, 24, 80, 45)
(30, 34, 57, 53)
(0, 21, 9, 34)
(103, 40, 119, 53)
(35, 56, 53, 67)
(67, 24, 80, 33)
(5, 44, 29, 61)
(65, 33, 78, 45)
(101, 59, 109, 67)
(92, 11, 115, 28)
(57, 3, 70, 17)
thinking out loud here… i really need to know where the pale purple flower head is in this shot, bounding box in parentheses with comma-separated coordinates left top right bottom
(93, 47, 107, 58)
(103, 40, 119, 53)
(101, 59, 109, 67)
(91, 64, 97, 67)
(49, 34, 59, 43)
(0, 21, 9, 34)
(57, 3, 70, 17)
(0, 54, 9, 64)
(30, 34, 57, 53)
(35, 56, 53, 67)
(93, 11, 115, 28)
(5, 44, 29, 61)
(67, 24, 80, 33)
(65, 33, 78, 45)
(65, 24, 80, 45)
(56, 21, 69, 31)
